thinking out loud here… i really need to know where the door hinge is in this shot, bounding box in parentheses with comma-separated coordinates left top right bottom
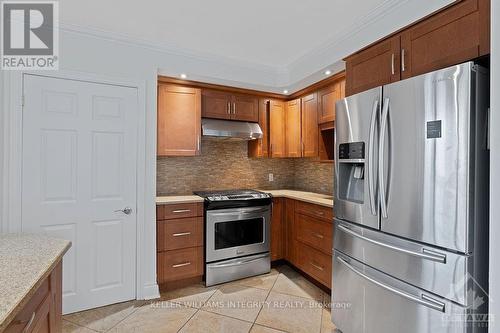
(21, 95, 25, 108)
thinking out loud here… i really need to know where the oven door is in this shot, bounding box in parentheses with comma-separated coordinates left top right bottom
(206, 205, 270, 263)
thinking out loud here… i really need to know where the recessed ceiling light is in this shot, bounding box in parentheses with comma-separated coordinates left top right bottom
(180, 73, 187, 79)
(324, 70, 332, 75)
(283, 89, 289, 94)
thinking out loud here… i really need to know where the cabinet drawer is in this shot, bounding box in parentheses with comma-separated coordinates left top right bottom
(157, 203, 203, 220)
(157, 217, 203, 251)
(295, 213, 332, 255)
(157, 247, 203, 283)
(295, 201, 333, 222)
(297, 242, 332, 288)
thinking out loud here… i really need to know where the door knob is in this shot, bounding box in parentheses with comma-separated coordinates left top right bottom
(115, 207, 133, 215)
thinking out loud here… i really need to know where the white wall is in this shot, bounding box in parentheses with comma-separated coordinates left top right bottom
(490, 0, 499, 331)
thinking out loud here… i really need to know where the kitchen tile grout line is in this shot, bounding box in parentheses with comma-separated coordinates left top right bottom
(176, 283, 223, 332)
(249, 270, 282, 332)
(62, 319, 100, 333)
(102, 301, 152, 332)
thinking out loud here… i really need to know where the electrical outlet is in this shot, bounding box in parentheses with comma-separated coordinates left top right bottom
(268, 173, 274, 182)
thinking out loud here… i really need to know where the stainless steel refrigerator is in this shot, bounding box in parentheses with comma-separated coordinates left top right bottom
(332, 62, 490, 333)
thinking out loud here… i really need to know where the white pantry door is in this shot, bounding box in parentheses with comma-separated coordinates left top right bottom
(22, 74, 138, 314)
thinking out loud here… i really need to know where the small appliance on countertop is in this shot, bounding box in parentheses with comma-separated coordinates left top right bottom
(193, 189, 272, 286)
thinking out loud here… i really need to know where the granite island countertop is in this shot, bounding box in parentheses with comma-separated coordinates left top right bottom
(0, 234, 71, 331)
(156, 189, 333, 208)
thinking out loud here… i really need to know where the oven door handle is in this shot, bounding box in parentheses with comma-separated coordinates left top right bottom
(209, 207, 270, 216)
(209, 254, 269, 268)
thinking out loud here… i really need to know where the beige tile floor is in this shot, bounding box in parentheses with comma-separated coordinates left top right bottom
(63, 265, 337, 333)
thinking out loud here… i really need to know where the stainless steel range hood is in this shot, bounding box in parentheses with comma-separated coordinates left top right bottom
(201, 118, 263, 140)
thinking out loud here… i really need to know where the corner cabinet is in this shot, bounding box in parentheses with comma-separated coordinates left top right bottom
(345, 0, 490, 96)
(157, 84, 201, 156)
(248, 99, 270, 158)
(202, 89, 259, 122)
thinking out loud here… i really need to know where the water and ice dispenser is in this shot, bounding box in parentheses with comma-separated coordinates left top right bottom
(337, 142, 365, 204)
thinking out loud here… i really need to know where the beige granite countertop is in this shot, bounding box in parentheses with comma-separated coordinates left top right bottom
(0, 234, 71, 331)
(257, 189, 333, 208)
(156, 195, 205, 205)
(156, 190, 333, 208)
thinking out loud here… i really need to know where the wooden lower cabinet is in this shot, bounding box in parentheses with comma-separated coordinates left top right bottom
(270, 198, 284, 261)
(156, 202, 204, 288)
(276, 198, 334, 289)
(297, 242, 332, 288)
(157, 247, 204, 283)
(5, 262, 62, 333)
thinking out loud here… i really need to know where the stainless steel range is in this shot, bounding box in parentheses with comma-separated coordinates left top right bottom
(193, 189, 272, 286)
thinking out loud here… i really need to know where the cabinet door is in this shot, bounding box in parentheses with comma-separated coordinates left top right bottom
(284, 199, 297, 264)
(301, 93, 319, 157)
(248, 99, 269, 158)
(157, 84, 201, 156)
(285, 99, 302, 157)
(345, 35, 401, 96)
(317, 81, 341, 124)
(201, 89, 231, 120)
(400, 0, 490, 79)
(232, 94, 259, 122)
(269, 100, 286, 158)
(271, 197, 283, 261)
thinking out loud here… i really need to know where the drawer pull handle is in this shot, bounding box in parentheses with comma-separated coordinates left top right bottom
(316, 211, 325, 216)
(172, 262, 191, 268)
(310, 262, 324, 271)
(312, 232, 324, 239)
(21, 312, 36, 333)
(172, 209, 191, 213)
(172, 232, 191, 237)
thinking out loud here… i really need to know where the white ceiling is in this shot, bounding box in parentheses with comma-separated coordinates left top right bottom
(59, 0, 454, 93)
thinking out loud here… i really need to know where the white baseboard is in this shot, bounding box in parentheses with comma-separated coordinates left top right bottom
(140, 283, 160, 300)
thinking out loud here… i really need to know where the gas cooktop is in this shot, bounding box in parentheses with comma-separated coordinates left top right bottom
(193, 189, 272, 209)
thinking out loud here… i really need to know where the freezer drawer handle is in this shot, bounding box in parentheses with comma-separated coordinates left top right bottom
(337, 224, 446, 263)
(337, 256, 446, 313)
(210, 254, 269, 268)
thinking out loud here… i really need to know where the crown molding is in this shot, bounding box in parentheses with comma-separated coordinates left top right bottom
(57, 0, 455, 94)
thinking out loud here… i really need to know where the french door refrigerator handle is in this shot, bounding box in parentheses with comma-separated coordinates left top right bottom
(379, 97, 390, 219)
(337, 224, 446, 263)
(368, 99, 379, 216)
(337, 256, 445, 313)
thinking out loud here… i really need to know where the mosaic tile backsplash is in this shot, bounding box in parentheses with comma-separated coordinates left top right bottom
(157, 138, 334, 196)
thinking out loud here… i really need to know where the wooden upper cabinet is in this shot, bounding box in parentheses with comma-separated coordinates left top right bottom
(285, 99, 302, 158)
(301, 93, 319, 157)
(345, 35, 401, 96)
(400, 0, 490, 79)
(317, 78, 344, 124)
(202, 90, 259, 122)
(232, 94, 259, 122)
(269, 100, 286, 158)
(201, 90, 232, 120)
(345, 0, 490, 96)
(248, 99, 270, 158)
(157, 84, 201, 156)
